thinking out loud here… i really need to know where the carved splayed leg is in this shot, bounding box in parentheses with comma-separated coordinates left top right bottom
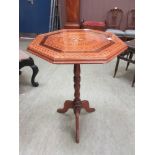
(82, 100, 95, 113)
(57, 100, 73, 113)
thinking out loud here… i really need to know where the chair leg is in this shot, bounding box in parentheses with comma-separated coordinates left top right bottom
(30, 64, 39, 87)
(27, 57, 39, 87)
(19, 57, 39, 87)
(126, 52, 133, 71)
(113, 57, 120, 78)
(132, 74, 135, 87)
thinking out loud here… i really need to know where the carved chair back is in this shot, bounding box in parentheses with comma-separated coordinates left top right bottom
(106, 7, 123, 29)
(126, 9, 135, 29)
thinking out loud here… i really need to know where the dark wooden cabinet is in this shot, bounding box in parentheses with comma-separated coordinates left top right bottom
(65, 0, 80, 29)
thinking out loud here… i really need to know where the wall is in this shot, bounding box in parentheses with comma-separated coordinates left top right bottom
(59, 0, 135, 30)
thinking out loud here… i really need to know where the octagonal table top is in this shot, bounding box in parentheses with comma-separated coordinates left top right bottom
(27, 29, 127, 64)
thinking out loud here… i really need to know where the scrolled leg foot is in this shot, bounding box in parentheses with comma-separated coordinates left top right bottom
(57, 100, 73, 113)
(82, 100, 95, 113)
(19, 57, 39, 87)
(31, 64, 39, 87)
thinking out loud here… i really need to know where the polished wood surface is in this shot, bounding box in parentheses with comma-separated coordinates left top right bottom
(28, 29, 127, 64)
(66, 0, 80, 22)
(57, 64, 95, 143)
(27, 29, 127, 143)
(65, 0, 80, 29)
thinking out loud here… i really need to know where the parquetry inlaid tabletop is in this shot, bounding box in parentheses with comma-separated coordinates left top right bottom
(27, 29, 127, 64)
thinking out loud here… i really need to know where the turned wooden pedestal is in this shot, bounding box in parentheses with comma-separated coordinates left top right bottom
(57, 64, 95, 143)
(27, 29, 128, 143)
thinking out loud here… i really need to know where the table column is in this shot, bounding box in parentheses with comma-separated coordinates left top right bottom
(57, 64, 95, 143)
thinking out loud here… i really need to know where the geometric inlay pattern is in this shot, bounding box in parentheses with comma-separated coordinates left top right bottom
(40, 30, 114, 53)
(27, 29, 127, 64)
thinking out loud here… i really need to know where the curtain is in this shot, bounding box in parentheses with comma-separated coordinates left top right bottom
(49, 0, 60, 31)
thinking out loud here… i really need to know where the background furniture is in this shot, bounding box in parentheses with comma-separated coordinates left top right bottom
(19, 51, 39, 87)
(124, 9, 135, 39)
(27, 29, 127, 143)
(113, 39, 135, 87)
(64, 0, 80, 29)
(105, 7, 125, 38)
(59, 0, 135, 29)
(81, 20, 106, 31)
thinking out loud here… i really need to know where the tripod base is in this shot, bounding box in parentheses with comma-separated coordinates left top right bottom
(57, 100, 95, 143)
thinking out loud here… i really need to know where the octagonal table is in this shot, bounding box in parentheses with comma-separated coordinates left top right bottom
(27, 29, 127, 143)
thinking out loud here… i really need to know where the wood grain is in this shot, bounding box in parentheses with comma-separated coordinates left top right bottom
(64, 0, 80, 29)
(27, 29, 127, 64)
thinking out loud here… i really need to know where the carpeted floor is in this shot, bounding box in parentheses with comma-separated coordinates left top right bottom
(19, 39, 135, 155)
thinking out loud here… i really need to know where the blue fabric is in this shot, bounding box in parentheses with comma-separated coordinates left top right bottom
(124, 30, 135, 38)
(106, 29, 125, 37)
(19, 0, 52, 33)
